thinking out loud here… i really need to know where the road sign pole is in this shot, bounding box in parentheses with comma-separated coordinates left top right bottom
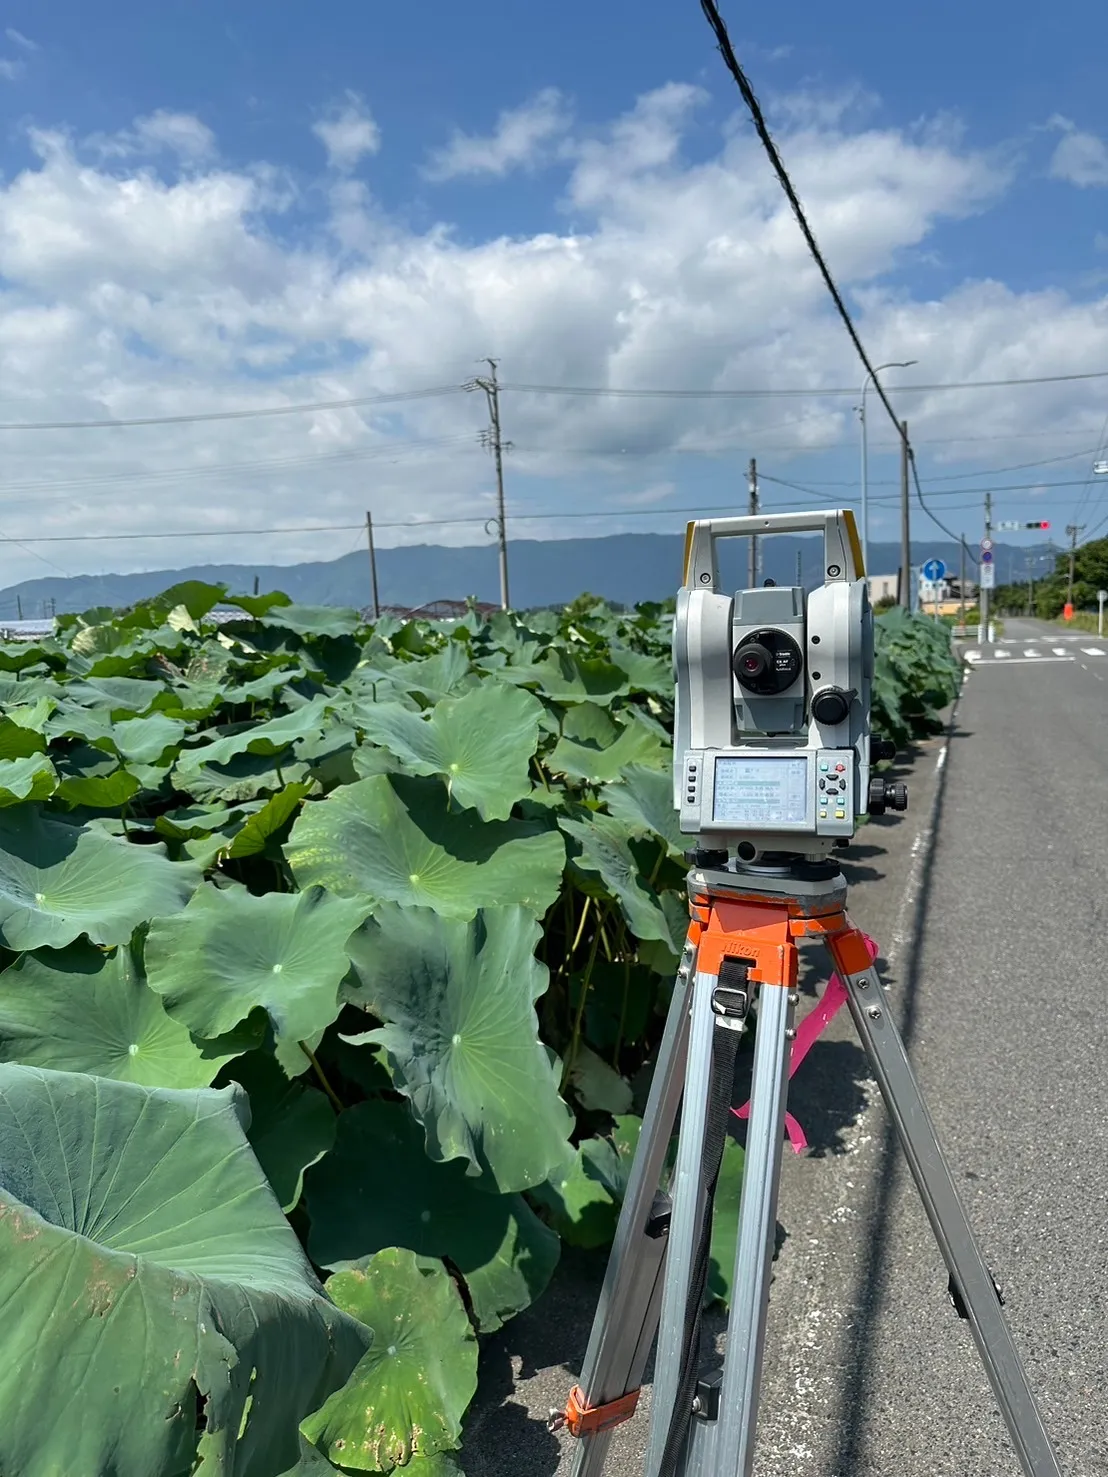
(1099, 589, 1107, 638)
(979, 494, 992, 644)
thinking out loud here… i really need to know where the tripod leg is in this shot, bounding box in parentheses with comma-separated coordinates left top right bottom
(565, 933, 699, 1477)
(826, 929, 1063, 1477)
(686, 976, 797, 1477)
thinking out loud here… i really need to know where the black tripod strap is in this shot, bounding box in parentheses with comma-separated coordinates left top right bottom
(656, 1019, 741, 1477)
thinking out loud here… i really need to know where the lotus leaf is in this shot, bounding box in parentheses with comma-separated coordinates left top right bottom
(145, 883, 371, 1064)
(0, 937, 249, 1088)
(303, 1249, 476, 1472)
(286, 774, 565, 920)
(305, 1100, 559, 1332)
(561, 812, 684, 950)
(226, 781, 313, 858)
(549, 709, 667, 784)
(0, 754, 58, 806)
(0, 1063, 369, 1477)
(355, 684, 543, 820)
(0, 808, 201, 951)
(344, 904, 573, 1191)
(602, 763, 686, 855)
(227, 1051, 336, 1211)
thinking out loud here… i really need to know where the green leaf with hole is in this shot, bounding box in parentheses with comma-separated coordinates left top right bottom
(226, 781, 313, 858)
(0, 938, 249, 1088)
(287, 774, 565, 921)
(305, 1100, 559, 1333)
(603, 763, 686, 856)
(302, 1248, 477, 1472)
(0, 1064, 369, 1477)
(355, 684, 543, 821)
(344, 904, 573, 1192)
(0, 754, 57, 806)
(0, 809, 201, 951)
(145, 884, 371, 1068)
(226, 1052, 336, 1212)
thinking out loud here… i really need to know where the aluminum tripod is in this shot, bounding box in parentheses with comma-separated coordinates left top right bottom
(556, 859, 1063, 1477)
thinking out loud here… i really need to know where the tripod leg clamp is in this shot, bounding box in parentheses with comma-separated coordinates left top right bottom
(557, 1384, 641, 1438)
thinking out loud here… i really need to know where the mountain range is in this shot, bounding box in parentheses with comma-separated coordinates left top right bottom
(0, 532, 1045, 618)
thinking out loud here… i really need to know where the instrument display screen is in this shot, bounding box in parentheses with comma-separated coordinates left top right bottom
(712, 756, 808, 826)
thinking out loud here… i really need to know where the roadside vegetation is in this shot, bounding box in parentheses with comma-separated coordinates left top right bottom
(0, 584, 961, 1475)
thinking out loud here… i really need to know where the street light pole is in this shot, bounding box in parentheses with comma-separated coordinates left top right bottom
(858, 359, 917, 576)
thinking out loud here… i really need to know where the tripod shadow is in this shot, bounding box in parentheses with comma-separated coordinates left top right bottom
(462, 1245, 611, 1475)
(827, 726, 958, 1476)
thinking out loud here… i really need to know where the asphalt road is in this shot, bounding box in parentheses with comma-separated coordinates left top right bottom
(463, 627, 1107, 1476)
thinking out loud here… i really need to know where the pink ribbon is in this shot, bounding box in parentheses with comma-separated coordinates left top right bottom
(732, 934, 880, 1153)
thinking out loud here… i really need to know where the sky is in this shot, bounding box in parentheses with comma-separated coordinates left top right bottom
(0, 0, 1107, 595)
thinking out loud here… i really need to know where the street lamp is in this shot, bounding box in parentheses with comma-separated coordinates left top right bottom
(858, 360, 918, 575)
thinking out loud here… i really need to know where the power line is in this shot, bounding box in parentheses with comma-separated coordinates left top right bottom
(501, 368, 1108, 402)
(908, 448, 978, 566)
(0, 385, 468, 433)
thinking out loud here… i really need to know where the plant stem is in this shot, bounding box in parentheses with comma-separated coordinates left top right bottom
(561, 910, 604, 1089)
(300, 1043, 344, 1112)
(531, 755, 551, 791)
(613, 956, 631, 1069)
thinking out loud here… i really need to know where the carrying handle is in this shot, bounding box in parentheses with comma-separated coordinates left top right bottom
(682, 509, 864, 592)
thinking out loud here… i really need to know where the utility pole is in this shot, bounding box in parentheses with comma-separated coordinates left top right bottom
(365, 510, 381, 620)
(979, 493, 993, 643)
(795, 547, 802, 589)
(474, 358, 512, 610)
(898, 421, 911, 608)
(747, 458, 759, 586)
(1065, 524, 1084, 607)
(959, 536, 966, 630)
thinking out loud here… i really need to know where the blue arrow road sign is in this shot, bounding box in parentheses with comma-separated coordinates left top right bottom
(921, 558, 946, 582)
(980, 550, 994, 564)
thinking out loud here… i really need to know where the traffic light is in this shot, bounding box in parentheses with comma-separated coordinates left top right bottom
(1025, 521, 1050, 529)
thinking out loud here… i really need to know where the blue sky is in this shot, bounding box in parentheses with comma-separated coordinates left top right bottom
(0, 0, 1106, 589)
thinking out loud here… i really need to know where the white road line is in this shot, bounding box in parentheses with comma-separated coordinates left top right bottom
(1080, 647, 1105, 656)
(995, 650, 1010, 659)
(1023, 648, 1041, 657)
(965, 651, 983, 663)
(968, 657, 1075, 666)
(1052, 647, 1067, 656)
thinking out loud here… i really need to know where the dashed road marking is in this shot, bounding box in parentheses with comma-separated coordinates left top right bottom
(1080, 647, 1105, 657)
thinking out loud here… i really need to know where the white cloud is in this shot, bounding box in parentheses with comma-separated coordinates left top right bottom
(0, 57, 24, 81)
(424, 87, 573, 181)
(85, 110, 217, 163)
(313, 93, 381, 171)
(0, 90, 1104, 592)
(6, 28, 37, 50)
(1048, 116, 1108, 187)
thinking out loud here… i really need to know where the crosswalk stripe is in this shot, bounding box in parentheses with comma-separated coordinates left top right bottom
(995, 650, 1010, 658)
(1081, 648, 1105, 656)
(1052, 647, 1067, 656)
(1023, 649, 1040, 657)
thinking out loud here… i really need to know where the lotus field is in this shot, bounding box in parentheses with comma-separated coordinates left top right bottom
(0, 583, 960, 1475)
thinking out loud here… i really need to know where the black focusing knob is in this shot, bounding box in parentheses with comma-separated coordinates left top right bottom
(811, 686, 852, 725)
(887, 782, 909, 812)
(871, 736, 898, 762)
(868, 778, 909, 816)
